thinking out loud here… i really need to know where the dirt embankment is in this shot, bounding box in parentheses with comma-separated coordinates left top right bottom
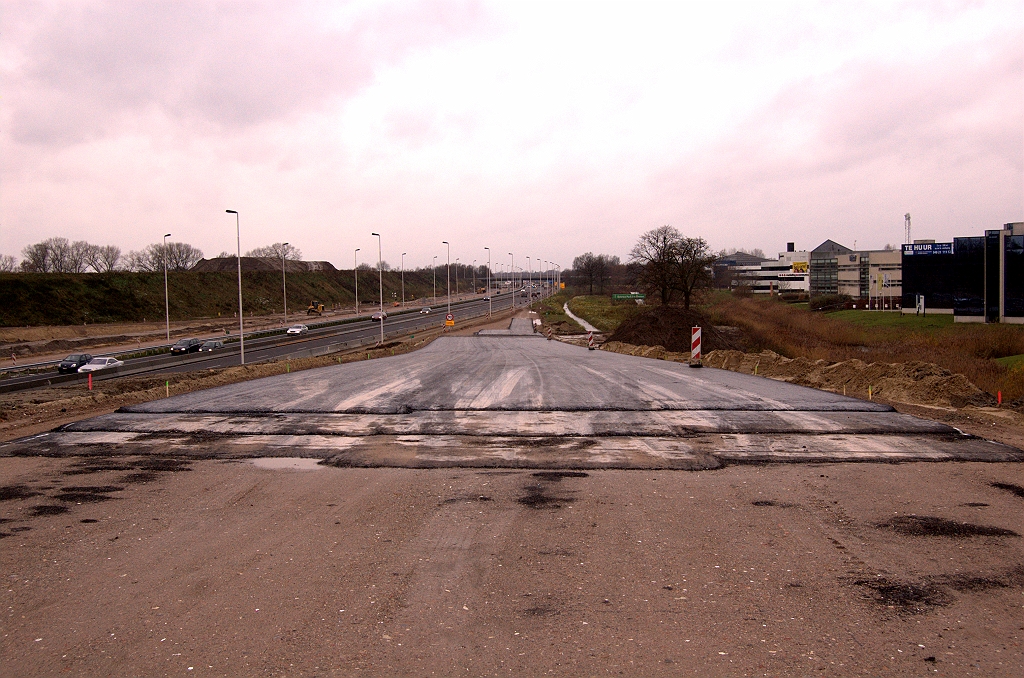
(606, 306, 745, 353)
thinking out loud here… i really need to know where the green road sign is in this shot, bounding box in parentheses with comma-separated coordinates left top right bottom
(612, 293, 646, 300)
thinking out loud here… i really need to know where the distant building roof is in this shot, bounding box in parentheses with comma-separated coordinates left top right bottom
(717, 252, 769, 267)
(811, 239, 852, 255)
(190, 257, 338, 273)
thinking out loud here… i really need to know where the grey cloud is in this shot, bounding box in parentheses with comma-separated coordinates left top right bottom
(5, 0, 486, 146)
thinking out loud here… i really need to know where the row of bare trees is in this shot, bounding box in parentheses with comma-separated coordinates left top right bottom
(5, 237, 205, 273)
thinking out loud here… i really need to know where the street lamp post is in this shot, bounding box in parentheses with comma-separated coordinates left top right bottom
(354, 248, 360, 315)
(484, 247, 491, 317)
(508, 253, 514, 308)
(163, 233, 171, 341)
(455, 258, 460, 299)
(432, 255, 437, 305)
(472, 259, 477, 297)
(372, 232, 384, 345)
(401, 252, 406, 307)
(281, 242, 289, 324)
(225, 210, 244, 365)
(442, 241, 451, 315)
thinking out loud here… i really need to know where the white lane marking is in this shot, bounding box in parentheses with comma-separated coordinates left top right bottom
(334, 375, 422, 411)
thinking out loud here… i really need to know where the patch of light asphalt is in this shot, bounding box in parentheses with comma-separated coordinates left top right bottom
(562, 303, 599, 333)
(248, 457, 324, 470)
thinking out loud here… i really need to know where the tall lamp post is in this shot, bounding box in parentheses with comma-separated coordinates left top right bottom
(354, 248, 360, 315)
(432, 255, 437, 305)
(472, 259, 477, 297)
(401, 252, 406, 307)
(484, 247, 491, 317)
(455, 258, 460, 299)
(162, 232, 171, 341)
(442, 241, 451, 315)
(508, 253, 514, 308)
(371, 232, 384, 345)
(225, 210, 245, 365)
(281, 242, 289, 324)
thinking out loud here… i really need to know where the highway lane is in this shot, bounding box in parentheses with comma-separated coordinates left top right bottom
(0, 291, 526, 389)
(155, 292, 520, 372)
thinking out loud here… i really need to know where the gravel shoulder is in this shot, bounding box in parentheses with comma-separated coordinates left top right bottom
(2, 457, 1022, 675)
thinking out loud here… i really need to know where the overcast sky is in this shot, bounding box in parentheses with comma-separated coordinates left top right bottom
(1, 0, 1021, 270)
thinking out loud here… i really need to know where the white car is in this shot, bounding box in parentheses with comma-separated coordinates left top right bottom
(78, 357, 124, 373)
(420, 307, 432, 314)
(371, 311, 388, 321)
(286, 324, 309, 335)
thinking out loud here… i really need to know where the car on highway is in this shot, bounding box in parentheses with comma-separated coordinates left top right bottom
(371, 311, 387, 321)
(198, 340, 224, 352)
(77, 357, 124, 373)
(420, 307, 431, 314)
(482, 296, 491, 301)
(58, 354, 93, 374)
(286, 324, 309, 335)
(170, 338, 202, 355)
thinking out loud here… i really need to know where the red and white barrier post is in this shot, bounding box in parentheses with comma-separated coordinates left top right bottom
(689, 326, 702, 367)
(587, 331, 595, 350)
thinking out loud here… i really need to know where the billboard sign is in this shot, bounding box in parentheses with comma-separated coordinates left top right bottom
(902, 243, 952, 255)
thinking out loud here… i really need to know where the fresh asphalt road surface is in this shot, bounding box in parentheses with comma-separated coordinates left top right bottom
(11, 329, 1021, 468)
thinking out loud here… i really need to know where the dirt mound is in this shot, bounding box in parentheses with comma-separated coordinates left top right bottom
(607, 307, 745, 353)
(705, 349, 996, 409)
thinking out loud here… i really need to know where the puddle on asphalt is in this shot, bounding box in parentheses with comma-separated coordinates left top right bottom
(248, 457, 324, 471)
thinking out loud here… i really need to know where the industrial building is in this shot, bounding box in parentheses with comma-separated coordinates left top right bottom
(728, 243, 809, 295)
(902, 222, 1024, 323)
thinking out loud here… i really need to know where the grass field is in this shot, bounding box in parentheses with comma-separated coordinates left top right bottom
(566, 296, 644, 333)
(531, 292, 584, 334)
(827, 309, 955, 331)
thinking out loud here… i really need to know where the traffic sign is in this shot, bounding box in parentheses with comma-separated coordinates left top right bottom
(445, 313, 454, 327)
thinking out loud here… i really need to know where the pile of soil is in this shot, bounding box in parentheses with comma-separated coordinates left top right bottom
(705, 349, 996, 409)
(606, 307, 745, 353)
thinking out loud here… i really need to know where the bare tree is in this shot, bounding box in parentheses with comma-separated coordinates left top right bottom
(20, 242, 51, 272)
(672, 236, 717, 309)
(629, 226, 680, 305)
(573, 252, 598, 294)
(66, 240, 93, 273)
(165, 242, 203, 270)
(86, 245, 122, 272)
(126, 242, 203, 272)
(246, 243, 303, 260)
(0, 254, 17, 272)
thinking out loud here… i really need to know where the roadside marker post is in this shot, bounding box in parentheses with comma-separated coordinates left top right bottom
(587, 332, 595, 350)
(88, 373, 92, 390)
(689, 326, 702, 367)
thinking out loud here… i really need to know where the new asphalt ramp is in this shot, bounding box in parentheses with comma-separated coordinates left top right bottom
(4, 336, 1020, 469)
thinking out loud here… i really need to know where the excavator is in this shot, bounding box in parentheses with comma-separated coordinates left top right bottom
(306, 300, 325, 316)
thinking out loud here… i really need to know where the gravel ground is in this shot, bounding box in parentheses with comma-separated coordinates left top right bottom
(1, 457, 1022, 675)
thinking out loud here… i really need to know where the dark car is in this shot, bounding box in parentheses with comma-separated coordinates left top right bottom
(170, 338, 202, 355)
(198, 340, 224, 352)
(58, 354, 92, 374)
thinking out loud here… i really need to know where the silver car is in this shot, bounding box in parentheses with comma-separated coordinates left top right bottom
(78, 357, 124, 373)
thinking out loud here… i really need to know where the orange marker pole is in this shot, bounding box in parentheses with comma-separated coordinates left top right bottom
(88, 373, 92, 391)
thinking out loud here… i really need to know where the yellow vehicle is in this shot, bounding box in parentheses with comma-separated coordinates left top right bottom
(306, 300, 325, 316)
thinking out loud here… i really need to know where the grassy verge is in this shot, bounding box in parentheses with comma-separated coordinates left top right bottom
(827, 309, 955, 331)
(566, 295, 644, 333)
(703, 291, 1024, 400)
(532, 292, 584, 334)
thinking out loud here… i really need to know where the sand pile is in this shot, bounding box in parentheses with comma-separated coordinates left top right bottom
(598, 340, 995, 408)
(705, 349, 996, 409)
